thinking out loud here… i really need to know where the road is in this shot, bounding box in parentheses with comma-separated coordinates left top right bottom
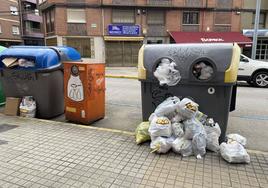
(102, 78, 268, 152)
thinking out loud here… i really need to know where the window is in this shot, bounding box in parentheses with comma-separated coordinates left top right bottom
(67, 9, 86, 23)
(10, 6, 18, 15)
(217, 0, 233, 9)
(253, 13, 266, 29)
(112, 9, 134, 24)
(147, 11, 165, 25)
(45, 9, 55, 33)
(183, 12, 199, 25)
(12, 26, 20, 35)
(66, 38, 91, 58)
(214, 12, 231, 31)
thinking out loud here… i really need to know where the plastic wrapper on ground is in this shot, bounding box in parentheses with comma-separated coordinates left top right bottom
(153, 58, 181, 86)
(149, 116, 172, 138)
(226, 134, 247, 147)
(220, 141, 250, 164)
(150, 137, 175, 154)
(135, 122, 151, 144)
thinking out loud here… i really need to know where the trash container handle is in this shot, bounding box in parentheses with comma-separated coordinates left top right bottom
(48, 47, 70, 62)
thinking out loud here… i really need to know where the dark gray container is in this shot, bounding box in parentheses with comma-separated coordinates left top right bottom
(0, 46, 81, 119)
(138, 43, 241, 142)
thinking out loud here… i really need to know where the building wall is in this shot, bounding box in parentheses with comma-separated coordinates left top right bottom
(0, 0, 22, 46)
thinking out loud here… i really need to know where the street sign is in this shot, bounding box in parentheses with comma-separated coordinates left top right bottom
(108, 24, 140, 36)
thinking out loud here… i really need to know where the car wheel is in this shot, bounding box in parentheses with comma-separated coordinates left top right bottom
(252, 72, 268, 88)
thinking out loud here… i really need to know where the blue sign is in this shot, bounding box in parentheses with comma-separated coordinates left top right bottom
(243, 29, 268, 37)
(108, 25, 140, 36)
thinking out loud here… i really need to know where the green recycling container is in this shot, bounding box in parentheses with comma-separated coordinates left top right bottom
(0, 46, 6, 106)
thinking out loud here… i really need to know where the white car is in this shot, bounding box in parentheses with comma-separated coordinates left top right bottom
(238, 54, 268, 88)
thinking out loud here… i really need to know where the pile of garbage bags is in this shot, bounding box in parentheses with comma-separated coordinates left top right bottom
(19, 96, 36, 118)
(135, 96, 250, 163)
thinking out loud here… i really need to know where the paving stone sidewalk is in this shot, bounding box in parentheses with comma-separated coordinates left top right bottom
(0, 114, 267, 188)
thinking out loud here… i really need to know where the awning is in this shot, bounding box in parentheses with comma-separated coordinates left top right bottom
(169, 32, 252, 47)
(104, 36, 144, 41)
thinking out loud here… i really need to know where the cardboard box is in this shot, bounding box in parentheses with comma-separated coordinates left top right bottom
(4, 97, 21, 116)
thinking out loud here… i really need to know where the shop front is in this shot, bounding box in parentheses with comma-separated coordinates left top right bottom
(169, 31, 252, 52)
(243, 29, 268, 61)
(104, 24, 143, 67)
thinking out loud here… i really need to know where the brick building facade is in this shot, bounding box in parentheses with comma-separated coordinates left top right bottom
(40, 0, 247, 66)
(0, 0, 23, 47)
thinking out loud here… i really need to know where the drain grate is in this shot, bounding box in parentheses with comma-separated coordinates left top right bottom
(0, 124, 19, 133)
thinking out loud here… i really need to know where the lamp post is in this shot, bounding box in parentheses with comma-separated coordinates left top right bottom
(251, 0, 261, 59)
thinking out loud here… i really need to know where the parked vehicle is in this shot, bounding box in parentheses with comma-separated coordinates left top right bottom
(238, 54, 268, 88)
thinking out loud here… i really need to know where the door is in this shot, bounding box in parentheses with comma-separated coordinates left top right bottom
(105, 41, 142, 67)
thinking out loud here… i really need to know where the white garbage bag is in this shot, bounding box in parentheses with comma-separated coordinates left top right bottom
(154, 58, 181, 86)
(150, 137, 174, 154)
(172, 137, 193, 157)
(18, 58, 35, 68)
(148, 113, 157, 124)
(199, 62, 214, 80)
(195, 111, 208, 125)
(19, 96, 36, 118)
(220, 141, 250, 163)
(148, 117, 172, 138)
(192, 132, 207, 159)
(204, 122, 221, 152)
(183, 118, 204, 140)
(171, 122, 184, 138)
(179, 98, 199, 120)
(154, 96, 180, 117)
(226, 134, 247, 147)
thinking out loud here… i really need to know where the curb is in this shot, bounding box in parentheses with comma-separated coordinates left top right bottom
(105, 74, 138, 80)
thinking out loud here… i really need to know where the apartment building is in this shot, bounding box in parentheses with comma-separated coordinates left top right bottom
(0, 0, 22, 47)
(40, 0, 251, 66)
(18, 0, 44, 45)
(241, 0, 268, 60)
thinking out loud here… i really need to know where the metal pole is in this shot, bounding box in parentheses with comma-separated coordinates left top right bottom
(252, 0, 261, 59)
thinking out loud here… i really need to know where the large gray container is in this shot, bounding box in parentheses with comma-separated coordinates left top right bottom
(138, 43, 241, 142)
(0, 46, 81, 119)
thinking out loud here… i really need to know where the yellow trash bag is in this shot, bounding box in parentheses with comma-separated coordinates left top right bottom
(135, 122, 150, 144)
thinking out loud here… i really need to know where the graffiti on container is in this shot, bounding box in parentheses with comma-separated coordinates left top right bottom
(87, 68, 94, 97)
(67, 73, 84, 102)
(95, 72, 105, 94)
(152, 85, 173, 108)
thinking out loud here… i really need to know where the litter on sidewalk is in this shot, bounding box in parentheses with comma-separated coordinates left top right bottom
(135, 96, 250, 163)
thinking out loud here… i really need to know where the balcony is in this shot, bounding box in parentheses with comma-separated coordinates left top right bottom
(147, 25, 166, 37)
(67, 23, 87, 36)
(24, 28, 44, 38)
(23, 13, 42, 23)
(147, 0, 172, 6)
(182, 25, 200, 32)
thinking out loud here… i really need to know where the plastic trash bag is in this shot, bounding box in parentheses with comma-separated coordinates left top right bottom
(183, 118, 204, 140)
(179, 98, 199, 120)
(199, 62, 214, 80)
(149, 116, 172, 138)
(171, 122, 184, 138)
(18, 58, 35, 68)
(135, 122, 151, 144)
(149, 113, 157, 124)
(150, 137, 174, 154)
(192, 132, 207, 159)
(154, 58, 181, 86)
(154, 96, 180, 117)
(19, 96, 36, 118)
(172, 137, 193, 157)
(220, 141, 250, 163)
(226, 134, 247, 147)
(204, 122, 221, 152)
